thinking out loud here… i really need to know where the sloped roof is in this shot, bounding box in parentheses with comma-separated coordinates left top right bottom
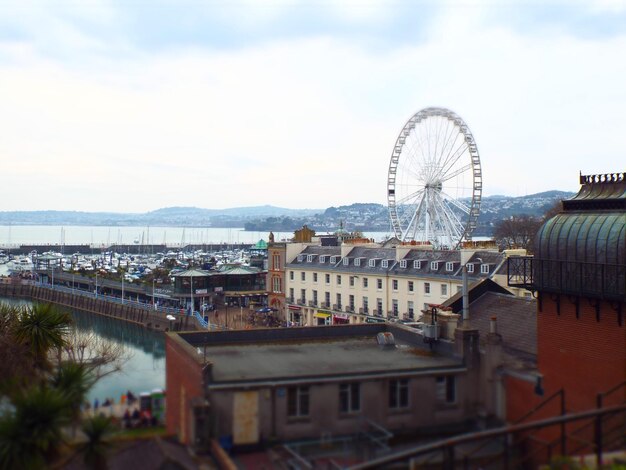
(170, 268, 210, 277)
(467, 291, 537, 362)
(254, 239, 268, 249)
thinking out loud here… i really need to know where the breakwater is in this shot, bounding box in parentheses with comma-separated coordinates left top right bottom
(0, 280, 197, 332)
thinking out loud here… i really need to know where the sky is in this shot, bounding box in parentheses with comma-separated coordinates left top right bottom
(1, 0, 625, 213)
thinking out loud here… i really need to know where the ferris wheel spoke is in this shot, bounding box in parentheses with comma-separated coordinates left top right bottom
(440, 191, 471, 214)
(394, 188, 425, 207)
(403, 195, 427, 241)
(439, 140, 468, 177)
(435, 119, 459, 170)
(440, 163, 472, 183)
(434, 196, 464, 243)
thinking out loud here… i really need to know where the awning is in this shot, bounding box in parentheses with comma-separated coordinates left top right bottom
(333, 312, 349, 320)
(288, 305, 301, 311)
(314, 312, 331, 319)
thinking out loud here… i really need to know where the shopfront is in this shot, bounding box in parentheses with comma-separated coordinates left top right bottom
(313, 310, 331, 326)
(332, 312, 350, 325)
(288, 305, 302, 325)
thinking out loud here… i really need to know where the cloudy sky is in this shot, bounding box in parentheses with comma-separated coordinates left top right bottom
(1, 0, 625, 213)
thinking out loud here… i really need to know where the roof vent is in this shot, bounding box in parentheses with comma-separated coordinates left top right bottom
(376, 332, 396, 349)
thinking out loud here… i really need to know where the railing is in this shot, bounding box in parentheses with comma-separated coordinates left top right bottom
(507, 257, 626, 301)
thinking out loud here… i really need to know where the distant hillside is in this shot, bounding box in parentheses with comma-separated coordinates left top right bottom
(0, 191, 575, 236)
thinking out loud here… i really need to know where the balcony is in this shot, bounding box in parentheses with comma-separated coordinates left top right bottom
(308, 300, 317, 307)
(359, 307, 369, 314)
(345, 306, 355, 313)
(321, 302, 330, 309)
(287, 297, 295, 304)
(333, 304, 342, 311)
(297, 298, 306, 306)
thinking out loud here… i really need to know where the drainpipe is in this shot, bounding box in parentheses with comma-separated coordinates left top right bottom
(462, 264, 469, 324)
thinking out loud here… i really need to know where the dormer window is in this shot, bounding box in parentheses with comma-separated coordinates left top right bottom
(330, 256, 338, 263)
(297, 255, 304, 262)
(307, 254, 313, 262)
(431, 261, 439, 270)
(481, 264, 490, 274)
(381, 260, 389, 268)
(368, 259, 376, 267)
(446, 262, 454, 272)
(355, 258, 361, 267)
(320, 255, 326, 263)
(413, 260, 422, 269)
(343, 257, 349, 266)
(400, 260, 407, 268)
(467, 263, 474, 273)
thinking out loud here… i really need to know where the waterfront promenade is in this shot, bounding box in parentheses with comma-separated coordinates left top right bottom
(0, 277, 200, 331)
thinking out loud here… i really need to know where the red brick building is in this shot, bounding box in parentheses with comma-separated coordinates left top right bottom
(507, 172, 626, 460)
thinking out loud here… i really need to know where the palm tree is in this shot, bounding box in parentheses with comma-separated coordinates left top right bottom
(0, 386, 72, 470)
(52, 362, 95, 436)
(12, 302, 73, 372)
(79, 415, 115, 470)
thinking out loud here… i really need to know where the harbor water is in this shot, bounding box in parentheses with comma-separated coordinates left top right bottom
(0, 295, 165, 403)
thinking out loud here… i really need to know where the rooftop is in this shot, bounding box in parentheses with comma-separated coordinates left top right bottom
(172, 324, 463, 387)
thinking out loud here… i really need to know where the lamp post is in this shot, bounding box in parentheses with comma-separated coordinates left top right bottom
(95, 272, 98, 298)
(121, 275, 124, 304)
(152, 279, 156, 310)
(190, 272, 194, 316)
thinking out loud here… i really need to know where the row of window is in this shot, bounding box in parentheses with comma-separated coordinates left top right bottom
(288, 272, 452, 295)
(287, 376, 456, 418)
(294, 254, 491, 274)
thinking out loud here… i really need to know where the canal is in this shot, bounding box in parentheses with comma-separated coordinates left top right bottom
(1, 297, 165, 403)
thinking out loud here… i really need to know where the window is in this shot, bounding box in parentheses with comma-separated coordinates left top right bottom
(312, 290, 318, 305)
(424, 282, 431, 294)
(382, 259, 388, 268)
(325, 273, 330, 284)
(349, 295, 355, 311)
(392, 299, 398, 316)
(272, 254, 281, 271)
(349, 276, 355, 287)
(287, 386, 310, 417)
(336, 293, 342, 309)
(320, 255, 326, 263)
(313, 272, 318, 283)
(407, 301, 414, 319)
(325, 291, 331, 306)
(481, 264, 490, 274)
(431, 261, 439, 270)
(363, 277, 369, 288)
(355, 258, 361, 267)
(272, 276, 282, 293)
(413, 260, 422, 269)
(297, 255, 304, 262)
(331, 256, 338, 263)
(289, 288, 294, 302)
(441, 284, 448, 296)
(336, 275, 342, 285)
(307, 254, 313, 262)
(376, 279, 383, 290)
(436, 376, 456, 404)
(400, 260, 407, 268)
(369, 259, 376, 267)
(300, 289, 306, 303)
(343, 257, 349, 266)
(392, 279, 398, 291)
(376, 298, 383, 315)
(408, 280, 414, 292)
(467, 263, 474, 273)
(389, 379, 409, 409)
(339, 383, 360, 413)
(301, 271, 306, 281)
(446, 262, 454, 272)
(289, 271, 294, 281)
(362, 296, 369, 313)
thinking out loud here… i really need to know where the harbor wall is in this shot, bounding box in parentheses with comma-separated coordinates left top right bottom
(0, 281, 197, 332)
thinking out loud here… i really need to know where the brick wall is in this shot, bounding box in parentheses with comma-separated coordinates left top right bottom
(537, 295, 625, 412)
(165, 334, 205, 444)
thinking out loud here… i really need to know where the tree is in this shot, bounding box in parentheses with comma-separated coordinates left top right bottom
(493, 215, 543, 252)
(0, 386, 72, 470)
(79, 415, 116, 470)
(13, 303, 73, 372)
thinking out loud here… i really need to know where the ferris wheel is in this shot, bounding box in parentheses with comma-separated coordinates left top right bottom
(387, 107, 482, 249)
